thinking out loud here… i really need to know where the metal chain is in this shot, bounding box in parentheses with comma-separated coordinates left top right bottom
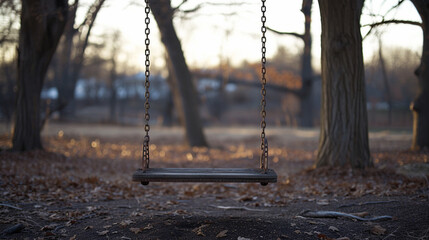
(142, 0, 151, 171)
(260, 0, 268, 172)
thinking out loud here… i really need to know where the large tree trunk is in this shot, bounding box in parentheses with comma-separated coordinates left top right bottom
(316, 0, 372, 168)
(12, 0, 68, 151)
(410, 0, 429, 150)
(298, 0, 314, 127)
(150, 0, 208, 147)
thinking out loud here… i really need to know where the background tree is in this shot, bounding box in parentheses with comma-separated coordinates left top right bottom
(54, 0, 105, 119)
(268, 0, 315, 127)
(108, 30, 120, 123)
(150, 0, 207, 147)
(0, 0, 19, 127)
(316, 0, 372, 168)
(362, 0, 426, 149)
(410, 0, 429, 150)
(12, 0, 68, 151)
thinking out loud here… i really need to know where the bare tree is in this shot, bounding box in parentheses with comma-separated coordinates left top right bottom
(54, 0, 106, 119)
(108, 30, 120, 123)
(376, 34, 393, 126)
(267, 0, 314, 127)
(409, 0, 429, 150)
(316, 0, 372, 168)
(12, 0, 68, 151)
(150, 0, 207, 147)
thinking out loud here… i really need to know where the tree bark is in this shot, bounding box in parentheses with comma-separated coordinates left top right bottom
(316, 0, 372, 168)
(150, 0, 208, 147)
(410, 0, 429, 150)
(12, 0, 68, 151)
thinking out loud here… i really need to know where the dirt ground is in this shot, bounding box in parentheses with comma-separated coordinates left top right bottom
(0, 123, 428, 240)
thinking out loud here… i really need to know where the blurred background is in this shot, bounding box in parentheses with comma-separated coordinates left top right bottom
(0, 0, 422, 131)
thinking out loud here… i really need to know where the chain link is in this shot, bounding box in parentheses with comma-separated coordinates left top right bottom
(260, 0, 268, 172)
(142, 0, 151, 171)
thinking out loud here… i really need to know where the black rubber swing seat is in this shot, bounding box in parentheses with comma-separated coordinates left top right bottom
(132, 168, 277, 184)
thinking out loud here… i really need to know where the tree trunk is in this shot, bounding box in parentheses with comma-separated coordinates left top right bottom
(299, 0, 314, 127)
(410, 0, 429, 150)
(377, 38, 392, 126)
(150, 0, 208, 147)
(12, 0, 68, 151)
(57, 1, 78, 119)
(165, 55, 185, 126)
(109, 59, 117, 123)
(316, 0, 372, 168)
(56, 0, 105, 119)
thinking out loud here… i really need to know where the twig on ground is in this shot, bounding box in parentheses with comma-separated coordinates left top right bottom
(210, 205, 267, 212)
(0, 203, 22, 211)
(300, 210, 393, 221)
(1, 223, 25, 236)
(339, 200, 399, 208)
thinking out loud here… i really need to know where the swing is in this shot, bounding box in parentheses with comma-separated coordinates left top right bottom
(132, 0, 277, 186)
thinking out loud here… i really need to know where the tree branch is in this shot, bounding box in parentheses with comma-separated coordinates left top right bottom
(362, 19, 422, 40)
(266, 27, 304, 40)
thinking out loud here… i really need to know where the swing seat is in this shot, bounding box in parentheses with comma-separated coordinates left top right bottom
(132, 168, 277, 185)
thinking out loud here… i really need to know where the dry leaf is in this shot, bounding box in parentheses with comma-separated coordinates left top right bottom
(143, 224, 153, 230)
(328, 226, 339, 232)
(216, 230, 228, 238)
(69, 235, 77, 240)
(120, 220, 134, 227)
(97, 230, 109, 236)
(371, 225, 386, 235)
(84, 226, 93, 230)
(192, 224, 209, 236)
(335, 237, 350, 240)
(294, 230, 301, 234)
(237, 237, 251, 240)
(130, 227, 142, 234)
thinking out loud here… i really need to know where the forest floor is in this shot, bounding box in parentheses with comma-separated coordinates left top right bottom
(0, 123, 428, 240)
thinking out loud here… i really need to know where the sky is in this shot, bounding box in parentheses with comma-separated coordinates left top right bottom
(80, 0, 423, 74)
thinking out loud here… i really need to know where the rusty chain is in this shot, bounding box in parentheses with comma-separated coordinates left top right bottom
(260, 0, 268, 172)
(142, 0, 151, 171)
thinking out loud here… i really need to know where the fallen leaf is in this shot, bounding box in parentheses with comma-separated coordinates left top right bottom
(335, 237, 350, 240)
(69, 235, 77, 240)
(130, 227, 142, 234)
(84, 226, 93, 230)
(192, 224, 209, 236)
(371, 225, 386, 235)
(41, 224, 57, 231)
(328, 226, 339, 232)
(294, 230, 301, 234)
(237, 237, 251, 240)
(120, 220, 134, 227)
(97, 230, 109, 236)
(143, 224, 153, 230)
(216, 230, 228, 238)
